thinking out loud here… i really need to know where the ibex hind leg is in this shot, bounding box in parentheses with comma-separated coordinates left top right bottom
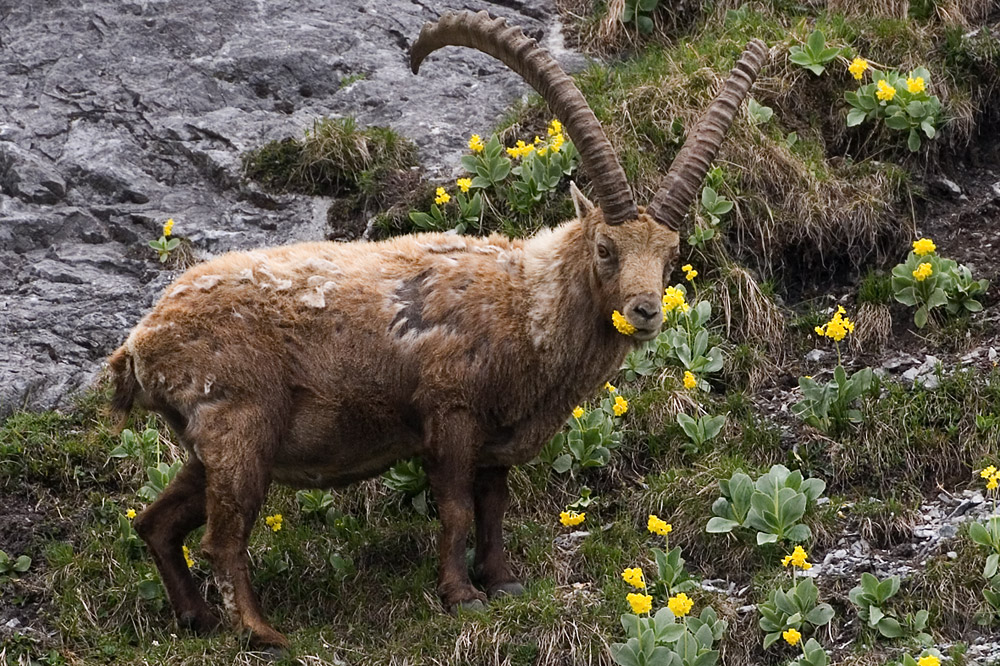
(133, 457, 220, 633)
(194, 405, 288, 649)
(473, 466, 524, 599)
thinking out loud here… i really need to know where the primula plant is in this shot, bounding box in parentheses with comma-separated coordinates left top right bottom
(788, 30, 841, 76)
(622, 0, 659, 35)
(786, 638, 830, 666)
(845, 64, 942, 151)
(382, 458, 431, 515)
(0, 550, 31, 578)
(610, 606, 727, 666)
(149, 218, 180, 263)
(848, 573, 931, 642)
(758, 548, 834, 649)
(892, 237, 989, 328)
(410, 121, 578, 233)
(538, 386, 625, 474)
(706, 464, 826, 545)
(675, 412, 726, 455)
(688, 184, 733, 248)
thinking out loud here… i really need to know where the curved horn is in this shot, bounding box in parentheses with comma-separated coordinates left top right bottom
(411, 10, 638, 225)
(646, 39, 769, 230)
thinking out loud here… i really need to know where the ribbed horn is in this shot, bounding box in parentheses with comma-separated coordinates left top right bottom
(646, 40, 769, 230)
(411, 10, 638, 225)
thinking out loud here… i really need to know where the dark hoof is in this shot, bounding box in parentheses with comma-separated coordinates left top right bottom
(488, 581, 525, 599)
(178, 609, 221, 634)
(450, 598, 487, 614)
(259, 645, 291, 662)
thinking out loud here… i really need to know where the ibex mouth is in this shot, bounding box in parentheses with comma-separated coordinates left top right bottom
(631, 326, 661, 342)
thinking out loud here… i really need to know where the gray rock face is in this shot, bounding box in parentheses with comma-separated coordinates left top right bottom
(0, 0, 573, 416)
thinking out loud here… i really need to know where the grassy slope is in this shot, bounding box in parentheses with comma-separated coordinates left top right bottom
(4, 1, 1000, 665)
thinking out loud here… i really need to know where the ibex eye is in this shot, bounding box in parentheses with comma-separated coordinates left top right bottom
(597, 245, 610, 259)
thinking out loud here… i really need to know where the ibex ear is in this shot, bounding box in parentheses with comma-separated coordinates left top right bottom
(569, 181, 595, 222)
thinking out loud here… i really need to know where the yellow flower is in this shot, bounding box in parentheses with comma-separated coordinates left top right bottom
(182, 545, 194, 569)
(647, 515, 672, 536)
(125, 508, 137, 520)
(612, 310, 636, 335)
(550, 133, 565, 152)
(912, 263, 933, 282)
(848, 57, 868, 80)
(782, 545, 811, 569)
(989, 477, 999, 491)
(548, 119, 563, 136)
(683, 371, 698, 390)
(505, 140, 535, 159)
(468, 134, 485, 153)
(613, 395, 629, 416)
(667, 593, 694, 617)
(622, 567, 646, 589)
(981, 465, 998, 479)
(662, 286, 687, 313)
(560, 510, 585, 527)
(685, 269, 698, 281)
(265, 514, 283, 532)
(572, 406, 585, 419)
(456, 177, 472, 193)
(917, 657, 940, 666)
(627, 592, 653, 615)
(434, 187, 451, 206)
(912, 238, 936, 256)
(782, 628, 802, 646)
(163, 218, 174, 237)
(876, 79, 896, 101)
(907, 76, 926, 94)
(605, 382, 617, 393)
(816, 306, 855, 342)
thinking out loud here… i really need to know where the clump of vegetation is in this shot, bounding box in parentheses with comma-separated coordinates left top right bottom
(242, 116, 417, 199)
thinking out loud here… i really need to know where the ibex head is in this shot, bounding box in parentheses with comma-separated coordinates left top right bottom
(412, 11, 767, 342)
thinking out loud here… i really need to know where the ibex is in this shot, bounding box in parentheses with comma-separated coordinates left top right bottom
(108, 10, 766, 649)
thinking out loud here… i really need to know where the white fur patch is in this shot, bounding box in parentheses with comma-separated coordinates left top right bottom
(237, 268, 256, 283)
(421, 240, 467, 253)
(299, 280, 337, 308)
(257, 266, 292, 290)
(167, 284, 189, 297)
(193, 275, 222, 291)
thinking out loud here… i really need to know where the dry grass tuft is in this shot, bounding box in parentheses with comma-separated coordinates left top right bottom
(716, 262, 786, 356)
(850, 302, 892, 352)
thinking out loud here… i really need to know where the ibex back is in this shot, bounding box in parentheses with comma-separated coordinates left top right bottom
(108, 10, 767, 649)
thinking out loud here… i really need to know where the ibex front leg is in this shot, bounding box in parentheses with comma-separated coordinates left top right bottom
(424, 410, 488, 612)
(473, 466, 524, 598)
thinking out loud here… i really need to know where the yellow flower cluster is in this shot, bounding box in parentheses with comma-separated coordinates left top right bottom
(627, 592, 653, 615)
(613, 395, 629, 416)
(848, 57, 868, 80)
(876, 79, 896, 101)
(981, 465, 999, 491)
(907, 76, 926, 94)
(605, 382, 617, 393)
(434, 187, 451, 205)
(782, 545, 812, 570)
(125, 508, 137, 520)
(683, 371, 698, 390)
(912, 238, 936, 256)
(682, 263, 698, 281)
(814, 306, 855, 342)
(506, 139, 535, 159)
(163, 218, 174, 237)
(912, 263, 933, 281)
(548, 119, 562, 136)
(183, 545, 195, 569)
(782, 627, 802, 646)
(612, 310, 636, 335)
(265, 514, 283, 532)
(647, 514, 672, 536)
(662, 286, 688, 316)
(667, 592, 694, 617)
(468, 134, 485, 153)
(621, 567, 646, 589)
(918, 656, 940, 666)
(572, 406, 585, 419)
(560, 510, 586, 527)
(456, 177, 472, 193)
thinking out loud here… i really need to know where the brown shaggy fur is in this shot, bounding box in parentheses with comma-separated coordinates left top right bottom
(109, 186, 679, 647)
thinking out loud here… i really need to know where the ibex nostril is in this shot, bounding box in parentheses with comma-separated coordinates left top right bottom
(632, 302, 659, 322)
